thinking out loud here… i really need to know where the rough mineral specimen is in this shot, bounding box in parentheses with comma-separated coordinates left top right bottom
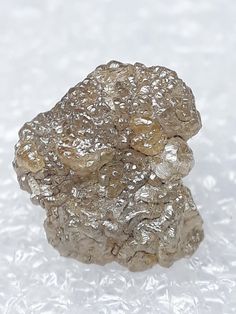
(13, 61, 204, 271)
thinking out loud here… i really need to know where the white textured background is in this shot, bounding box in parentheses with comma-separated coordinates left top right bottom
(0, 0, 236, 313)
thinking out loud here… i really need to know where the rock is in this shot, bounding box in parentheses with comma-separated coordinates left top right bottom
(13, 61, 204, 271)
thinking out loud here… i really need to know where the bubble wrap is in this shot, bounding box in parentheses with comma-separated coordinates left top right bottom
(0, 0, 235, 313)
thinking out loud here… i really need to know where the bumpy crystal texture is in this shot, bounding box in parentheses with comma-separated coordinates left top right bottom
(13, 61, 204, 271)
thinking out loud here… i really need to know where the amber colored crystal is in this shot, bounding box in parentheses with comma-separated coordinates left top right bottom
(13, 61, 203, 271)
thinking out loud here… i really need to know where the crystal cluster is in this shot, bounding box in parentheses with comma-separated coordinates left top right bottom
(13, 61, 204, 271)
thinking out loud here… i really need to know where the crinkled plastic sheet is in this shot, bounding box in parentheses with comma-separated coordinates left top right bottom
(0, 0, 236, 313)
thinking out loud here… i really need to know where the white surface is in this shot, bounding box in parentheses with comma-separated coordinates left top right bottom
(0, 0, 236, 313)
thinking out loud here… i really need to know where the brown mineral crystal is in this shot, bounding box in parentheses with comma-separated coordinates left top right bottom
(13, 61, 204, 271)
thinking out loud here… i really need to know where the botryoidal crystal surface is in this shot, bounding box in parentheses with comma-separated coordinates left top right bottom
(13, 61, 204, 271)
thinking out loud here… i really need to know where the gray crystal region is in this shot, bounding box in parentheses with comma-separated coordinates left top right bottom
(13, 61, 204, 271)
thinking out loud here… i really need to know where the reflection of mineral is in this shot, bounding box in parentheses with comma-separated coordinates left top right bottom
(13, 61, 204, 271)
